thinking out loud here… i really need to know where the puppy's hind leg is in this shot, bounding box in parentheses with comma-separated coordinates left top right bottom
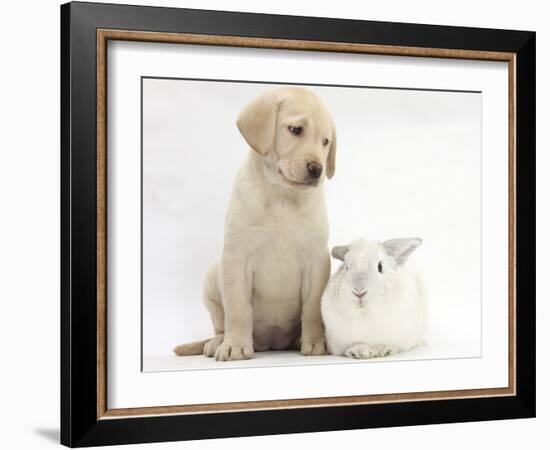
(173, 262, 224, 357)
(203, 261, 226, 357)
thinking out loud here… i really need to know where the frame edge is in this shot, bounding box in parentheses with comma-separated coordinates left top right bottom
(60, 2, 72, 446)
(514, 31, 536, 418)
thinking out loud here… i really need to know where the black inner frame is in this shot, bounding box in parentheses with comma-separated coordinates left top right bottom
(61, 2, 535, 447)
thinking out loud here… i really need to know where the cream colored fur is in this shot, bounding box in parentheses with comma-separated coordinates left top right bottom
(174, 87, 337, 361)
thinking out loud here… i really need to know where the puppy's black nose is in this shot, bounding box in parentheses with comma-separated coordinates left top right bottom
(307, 162, 323, 179)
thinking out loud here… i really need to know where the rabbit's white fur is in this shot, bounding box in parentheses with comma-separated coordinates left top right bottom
(321, 238, 428, 358)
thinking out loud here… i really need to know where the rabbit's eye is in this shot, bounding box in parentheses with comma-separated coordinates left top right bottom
(378, 261, 383, 273)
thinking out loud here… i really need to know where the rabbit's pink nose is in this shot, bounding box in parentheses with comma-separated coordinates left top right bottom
(353, 290, 367, 299)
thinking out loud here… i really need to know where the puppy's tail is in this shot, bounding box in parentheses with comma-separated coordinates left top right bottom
(173, 338, 210, 356)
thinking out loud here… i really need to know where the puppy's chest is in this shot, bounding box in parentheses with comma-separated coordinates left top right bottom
(249, 204, 327, 249)
(248, 206, 324, 296)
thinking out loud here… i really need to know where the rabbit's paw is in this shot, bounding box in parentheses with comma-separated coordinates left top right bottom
(344, 343, 397, 359)
(372, 344, 398, 357)
(344, 344, 377, 359)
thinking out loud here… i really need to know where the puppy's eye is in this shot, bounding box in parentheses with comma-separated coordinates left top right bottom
(288, 126, 303, 136)
(378, 262, 383, 273)
(322, 138, 330, 146)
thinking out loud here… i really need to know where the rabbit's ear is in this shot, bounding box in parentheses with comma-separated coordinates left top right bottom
(383, 238, 422, 266)
(331, 245, 349, 261)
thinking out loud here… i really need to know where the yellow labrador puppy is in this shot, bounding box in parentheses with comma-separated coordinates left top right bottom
(174, 87, 337, 361)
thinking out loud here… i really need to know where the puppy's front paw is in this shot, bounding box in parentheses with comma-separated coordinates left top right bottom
(301, 338, 327, 356)
(214, 340, 254, 361)
(203, 335, 224, 357)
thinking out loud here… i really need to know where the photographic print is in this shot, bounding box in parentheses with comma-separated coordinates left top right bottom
(62, 3, 535, 445)
(141, 78, 482, 372)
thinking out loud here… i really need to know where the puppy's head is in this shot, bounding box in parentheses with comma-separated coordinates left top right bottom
(237, 87, 337, 190)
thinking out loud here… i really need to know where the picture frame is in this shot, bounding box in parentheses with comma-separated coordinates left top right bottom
(60, 1, 536, 447)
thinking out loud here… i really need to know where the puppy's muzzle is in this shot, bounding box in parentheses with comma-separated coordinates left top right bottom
(307, 162, 323, 179)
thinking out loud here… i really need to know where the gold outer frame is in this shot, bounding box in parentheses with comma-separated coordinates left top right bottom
(96, 29, 516, 420)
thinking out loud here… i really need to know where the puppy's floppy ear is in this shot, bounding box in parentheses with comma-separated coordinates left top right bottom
(236, 90, 282, 156)
(331, 245, 349, 261)
(383, 238, 422, 266)
(326, 123, 337, 179)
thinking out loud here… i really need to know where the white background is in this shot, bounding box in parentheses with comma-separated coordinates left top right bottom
(142, 78, 484, 366)
(0, 0, 546, 449)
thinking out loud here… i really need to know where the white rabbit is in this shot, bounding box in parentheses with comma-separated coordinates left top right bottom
(321, 238, 427, 359)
